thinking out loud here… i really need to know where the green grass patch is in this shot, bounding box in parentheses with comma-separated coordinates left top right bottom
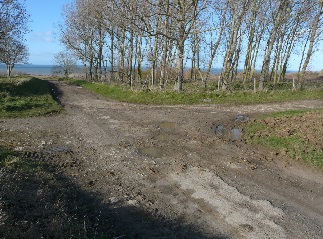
(0, 146, 46, 174)
(243, 109, 323, 170)
(67, 80, 323, 105)
(0, 77, 62, 118)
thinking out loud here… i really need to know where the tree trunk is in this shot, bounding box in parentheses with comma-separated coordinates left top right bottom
(118, 28, 126, 82)
(110, 29, 115, 81)
(176, 40, 185, 92)
(6, 64, 13, 79)
(83, 63, 87, 80)
(128, 30, 134, 88)
(161, 36, 168, 89)
(137, 37, 142, 83)
(151, 36, 159, 88)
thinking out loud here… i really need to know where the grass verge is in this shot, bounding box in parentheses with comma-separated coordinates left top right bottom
(0, 77, 62, 118)
(243, 109, 323, 170)
(68, 80, 323, 105)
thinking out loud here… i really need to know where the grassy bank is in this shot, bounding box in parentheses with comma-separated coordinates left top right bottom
(243, 109, 323, 170)
(0, 77, 62, 118)
(69, 80, 323, 105)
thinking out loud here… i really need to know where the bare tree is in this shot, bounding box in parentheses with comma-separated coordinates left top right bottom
(269, 0, 308, 84)
(171, 0, 209, 91)
(117, 0, 209, 91)
(259, 0, 291, 90)
(52, 51, 78, 78)
(0, 36, 29, 78)
(242, 0, 268, 84)
(220, 0, 250, 88)
(0, 37, 29, 78)
(203, 1, 228, 86)
(59, 0, 109, 81)
(0, 0, 29, 78)
(0, 0, 29, 40)
(298, 0, 323, 85)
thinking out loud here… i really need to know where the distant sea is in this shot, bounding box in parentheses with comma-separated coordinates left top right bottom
(0, 64, 222, 77)
(0, 64, 55, 76)
(0, 64, 300, 77)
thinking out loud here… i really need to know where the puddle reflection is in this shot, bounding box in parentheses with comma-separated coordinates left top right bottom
(138, 147, 163, 158)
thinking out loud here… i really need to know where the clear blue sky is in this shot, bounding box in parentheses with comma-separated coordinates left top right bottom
(25, 0, 71, 65)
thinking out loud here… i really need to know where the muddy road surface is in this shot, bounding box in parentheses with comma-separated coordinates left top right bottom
(1, 81, 323, 238)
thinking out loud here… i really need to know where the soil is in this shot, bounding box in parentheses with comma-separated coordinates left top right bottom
(1, 81, 323, 239)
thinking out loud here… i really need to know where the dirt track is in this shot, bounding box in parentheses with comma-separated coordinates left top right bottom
(1, 81, 323, 238)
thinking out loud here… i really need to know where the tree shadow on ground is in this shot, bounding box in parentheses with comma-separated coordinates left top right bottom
(0, 78, 51, 97)
(48, 80, 64, 106)
(0, 149, 229, 239)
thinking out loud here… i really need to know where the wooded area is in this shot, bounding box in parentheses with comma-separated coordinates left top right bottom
(0, 0, 29, 78)
(57, 0, 323, 91)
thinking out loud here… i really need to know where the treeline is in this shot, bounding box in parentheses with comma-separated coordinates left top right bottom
(59, 0, 323, 91)
(0, 0, 29, 78)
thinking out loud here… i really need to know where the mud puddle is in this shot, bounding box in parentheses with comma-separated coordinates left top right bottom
(155, 133, 176, 141)
(138, 147, 164, 158)
(214, 125, 242, 141)
(158, 122, 178, 130)
(213, 115, 250, 141)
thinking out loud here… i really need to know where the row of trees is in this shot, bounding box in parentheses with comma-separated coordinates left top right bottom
(0, 0, 29, 78)
(59, 0, 323, 91)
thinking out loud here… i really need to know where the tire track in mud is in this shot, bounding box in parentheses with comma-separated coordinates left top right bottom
(53, 81, 323, 238)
